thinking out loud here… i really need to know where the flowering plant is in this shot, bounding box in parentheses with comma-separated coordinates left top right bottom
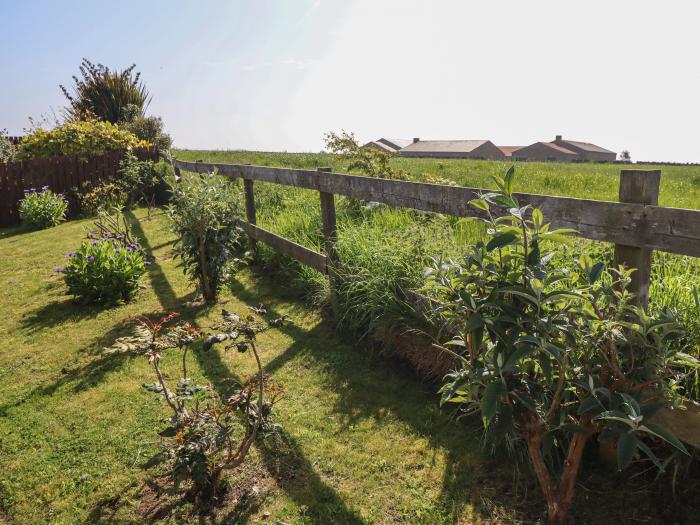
(61, 229, 146, 304)
(18, 186, 68, 230)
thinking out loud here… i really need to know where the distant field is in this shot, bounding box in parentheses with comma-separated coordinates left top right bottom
(174, 150, 700, 210)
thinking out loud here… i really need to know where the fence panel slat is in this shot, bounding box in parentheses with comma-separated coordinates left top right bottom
(237, 221, 327, 274)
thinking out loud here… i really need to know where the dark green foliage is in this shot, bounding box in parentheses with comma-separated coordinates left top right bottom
(166, 171, 244, 302)
(61, 59, 150, 124)
(18, 186, 68, 229)
(424, 166, 698, 524)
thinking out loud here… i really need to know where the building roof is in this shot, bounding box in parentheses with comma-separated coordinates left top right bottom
(542, 142, 578, 155)
(498, 146, 524, 157)
(555, 139, 615, 155)
(401, 139, 491, 153)
(363, 140, 398, 153)
(377, 138, 413, 150)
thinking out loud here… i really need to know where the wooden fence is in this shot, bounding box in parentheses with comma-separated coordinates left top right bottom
(173, 160, 700, 308)
(0, 147, 158, 227)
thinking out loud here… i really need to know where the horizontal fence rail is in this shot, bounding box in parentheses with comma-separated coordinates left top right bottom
(174, 160, 700, 257)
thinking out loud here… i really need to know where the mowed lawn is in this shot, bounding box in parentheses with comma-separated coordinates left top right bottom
(0, 208, 518, 524)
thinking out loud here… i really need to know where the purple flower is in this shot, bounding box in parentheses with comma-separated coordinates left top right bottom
(54, 267, 63, 273)
(86, 255, 95, 262)
(114, 247, 121, 253)
(65, 252, 76, 258)
(90, 240, 99, 246)
(41, 185, 49, 191)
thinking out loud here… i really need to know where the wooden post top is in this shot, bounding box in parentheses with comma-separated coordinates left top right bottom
(619, 169, 660, 206)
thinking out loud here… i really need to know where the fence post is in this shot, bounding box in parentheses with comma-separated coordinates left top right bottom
(318, 167, 339, 313)
(613, 169, 661, 309)
(243, 164, 257, 252)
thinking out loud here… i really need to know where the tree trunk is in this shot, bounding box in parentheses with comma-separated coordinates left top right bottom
(525, 416, 592, 525)
(198, 235, 213, 302)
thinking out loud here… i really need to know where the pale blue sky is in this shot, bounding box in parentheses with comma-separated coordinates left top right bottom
(2, 0, 699, 161)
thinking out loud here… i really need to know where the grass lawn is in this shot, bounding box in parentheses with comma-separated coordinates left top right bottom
(0, 208, 523, 524)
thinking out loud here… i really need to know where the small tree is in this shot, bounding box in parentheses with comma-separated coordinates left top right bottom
(324, 130, 406, 180)
(425, 167, 696, 524)
(167, 171, 243, 302)
(619, 150, 631, 162)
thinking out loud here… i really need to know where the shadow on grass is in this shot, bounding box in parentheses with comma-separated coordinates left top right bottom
(193, 323, 367, 525)
(227, 272, 508, 523)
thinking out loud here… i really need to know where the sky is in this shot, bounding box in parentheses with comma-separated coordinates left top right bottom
(2, 0, 699, 162)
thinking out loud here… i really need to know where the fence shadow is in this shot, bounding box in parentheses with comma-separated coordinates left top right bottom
(226, 273, 504, 522)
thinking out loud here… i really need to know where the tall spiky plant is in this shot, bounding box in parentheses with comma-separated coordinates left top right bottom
(60, 59, 151, 124)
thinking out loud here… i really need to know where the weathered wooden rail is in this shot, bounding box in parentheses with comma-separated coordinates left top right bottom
(174, 160, 700, 308)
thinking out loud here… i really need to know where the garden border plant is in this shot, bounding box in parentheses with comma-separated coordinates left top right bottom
(166, 170, 245, 302)
(18, 186, 68, 230)
(109, 308, 285, 500)
(423, 167, 698, 524)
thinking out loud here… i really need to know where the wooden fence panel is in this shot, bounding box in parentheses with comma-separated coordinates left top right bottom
(0, 147, 158, 227)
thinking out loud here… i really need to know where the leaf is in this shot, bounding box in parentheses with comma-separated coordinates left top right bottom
(469, 198, 489, 211)
(635, 438, 664, 471)
(578, 396, 604, 415)
(504, 165, 515, 194)
(486, 232, 518, 252)
(532, 208, 543, 228)
(481, 382, 502, 421)
(639, 422, 689, 455)
(465, 312, 484, 332)
(589, 262, 605, 283)
(617, 432, 637, 471)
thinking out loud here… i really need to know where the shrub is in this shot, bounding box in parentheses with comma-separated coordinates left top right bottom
(424, 167, 697, 524)
(60, 59, 150, 124)
(61, 223, 146, 304)
(117, 153, 172, 209)
(0, 129, 16, 162)
(120, 105, 172, 151)
(76, 180, 127, 217)
(18, 186, 68, 229)
(324, 130, 406, 180)
(16, 120, 149, 159)
(167, 172, 243, 302)
(110, 309, 284, 499)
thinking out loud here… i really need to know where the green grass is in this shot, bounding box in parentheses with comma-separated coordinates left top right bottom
(0, 209, 514, 524)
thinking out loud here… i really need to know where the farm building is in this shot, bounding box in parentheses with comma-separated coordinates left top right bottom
(512, 142, 578, 162)
(551, 135, 616, 162)
(399, 139, 505, 160)
(497, 146, 524, 159)
(362, 138, 412, 154)
(513, 136, 617, 162)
